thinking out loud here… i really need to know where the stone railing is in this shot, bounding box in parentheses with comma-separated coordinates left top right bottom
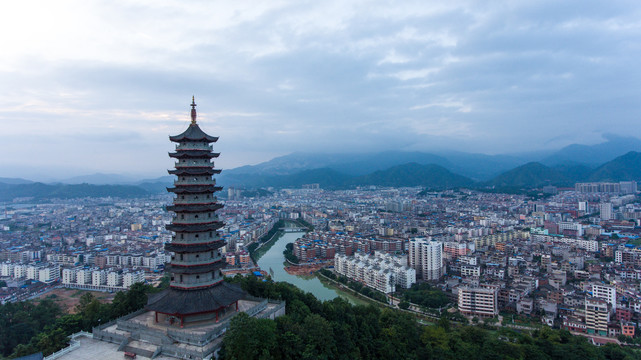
(44, 331, 92, 360)
(245, 299, 268, 317)
(166, 322, 227, 346)
(93, 327, 128, 345)
(93, 308, 147, 332)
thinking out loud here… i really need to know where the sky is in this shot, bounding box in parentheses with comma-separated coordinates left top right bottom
(1, 0, 640, 180)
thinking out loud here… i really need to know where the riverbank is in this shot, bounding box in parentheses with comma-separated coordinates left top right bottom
(316, 270, 389, 307)
(256, 231, 360, 303)
(284, 263, 328, 276)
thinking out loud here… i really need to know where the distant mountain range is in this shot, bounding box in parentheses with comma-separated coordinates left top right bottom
(219, 134, 641, 183)
(540, 134, 641, 166)
(2, 136, 641, 200)
(0, 182, 149, 202)
(219, 150, 641, 190)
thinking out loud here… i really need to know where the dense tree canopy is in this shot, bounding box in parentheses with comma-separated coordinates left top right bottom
(1, 282, 154, 358)
(221, 275, 641, 360)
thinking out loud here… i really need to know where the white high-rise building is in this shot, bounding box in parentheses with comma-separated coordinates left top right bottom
(0, 263, 14, 277)
(62, 268, 76, 284)
(585, 297, 610, 336)
(578, 201, 588, 212)
(408, 238, 444, 280)
(591, 284, 616, 310)
(76, 269, 91, 285)
(600, 202, 613, 220)
(458, 285, 499, 318)
(13, 265, 27, 279)
(26, 265, 39, 280)
(38, 266, 60, 283)
(107, 271, 123, 287)
(123, 271, 145, 288)
(92, 270, 106, 286)
(620, 181, 637, 194)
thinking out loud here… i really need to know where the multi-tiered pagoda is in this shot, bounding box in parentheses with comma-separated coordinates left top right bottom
(147, 97, 245, 327)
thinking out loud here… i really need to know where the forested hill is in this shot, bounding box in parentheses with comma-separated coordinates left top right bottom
(0, 182, 150, 202)
(219, 276, 639, 360)
(2, 276, 638, 359)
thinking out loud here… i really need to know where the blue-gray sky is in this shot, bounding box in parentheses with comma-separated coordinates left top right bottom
(1, 0, 640, 180)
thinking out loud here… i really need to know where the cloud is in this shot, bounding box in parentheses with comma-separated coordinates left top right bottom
(0, 0, 640, 179)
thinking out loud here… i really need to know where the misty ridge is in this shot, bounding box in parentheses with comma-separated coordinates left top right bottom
(2, 135, 641, 201)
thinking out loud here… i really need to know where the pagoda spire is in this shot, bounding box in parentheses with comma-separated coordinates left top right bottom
(191, 96, 197, 124)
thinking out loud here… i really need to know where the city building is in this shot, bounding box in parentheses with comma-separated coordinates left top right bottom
(334, 252, 416, 293)
(458, 285, 499, 318)
(600, 203, 614, 221)
(408, 238, 444, 280)
(585, 297, 610, 336)
(591, 284, 616, 310)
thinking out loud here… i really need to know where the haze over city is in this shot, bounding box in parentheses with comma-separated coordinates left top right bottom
(1, 1, 640, 180)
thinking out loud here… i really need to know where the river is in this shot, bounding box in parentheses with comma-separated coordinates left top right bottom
(256, 231, 363, 304)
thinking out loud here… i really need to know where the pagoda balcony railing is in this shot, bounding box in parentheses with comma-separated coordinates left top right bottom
(176, 144, 213, 151)
(170, 258, 223, 267)
(173, 179, 216, 186)
(166, 238, 224, 247)
(170, 251, 222, 260)
(170, 278, 222, 288)
(171, 217, 220, 225)
(171, 198, 218, 205)
(174, 162, 213, 168)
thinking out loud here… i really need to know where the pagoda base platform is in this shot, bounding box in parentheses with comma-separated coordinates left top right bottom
(146, 282, 247, 326)
(91, 296, 285, 360)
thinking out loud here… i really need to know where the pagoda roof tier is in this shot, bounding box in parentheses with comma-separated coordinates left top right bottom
(169, 150, 220, 159)
(168, 168, 221, 175)
(165, 262, 225, 275)
(165, 241, 225, 253)
(166, 222, 224, 233)
(166, 203, 223, 213)
(169, 124, 219, 143)
(146, 282, 246, 314)
(167, 185, 223, 194)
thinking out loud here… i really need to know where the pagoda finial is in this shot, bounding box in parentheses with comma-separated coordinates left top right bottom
(190, 96, 197, 125)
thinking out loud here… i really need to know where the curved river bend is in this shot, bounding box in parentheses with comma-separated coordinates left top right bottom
(256, 231, 360, 303)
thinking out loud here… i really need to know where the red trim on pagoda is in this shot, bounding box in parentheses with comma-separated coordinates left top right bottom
(167, 279, 224, 290)
(170, 260, 223, 268)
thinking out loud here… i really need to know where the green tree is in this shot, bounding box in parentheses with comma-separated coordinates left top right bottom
(221, 313, 277, 360)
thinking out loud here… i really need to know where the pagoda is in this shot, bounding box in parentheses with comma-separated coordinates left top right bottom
(147, 97, 245, 327)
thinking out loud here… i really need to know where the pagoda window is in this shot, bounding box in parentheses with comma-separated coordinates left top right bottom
(196, 254, 199, 258)
(196, 275, 200, 279)
(195, 234, 199, 238)
(207, 195, 210, 199)
(208, 213, 211, 218)
(180, 234, 184, 239)
(181, 196, 185, 199)
(195, 215, 199, 219)
(180, 254, 184, 260)
(181, 214, 184, 219)
(209, 232, 213, 237)
(180, 275, 183, 281)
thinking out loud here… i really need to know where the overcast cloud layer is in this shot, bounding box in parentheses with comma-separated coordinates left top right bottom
(1, 0, 640, 180)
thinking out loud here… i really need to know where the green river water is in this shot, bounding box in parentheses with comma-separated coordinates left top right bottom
(255, 231, 365, 304)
